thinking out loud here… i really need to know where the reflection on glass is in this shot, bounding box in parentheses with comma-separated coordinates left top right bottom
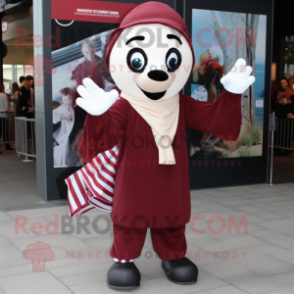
(282, 36, 294, 88)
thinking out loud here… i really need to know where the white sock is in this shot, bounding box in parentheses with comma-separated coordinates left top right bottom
(114, 258, 134, 263)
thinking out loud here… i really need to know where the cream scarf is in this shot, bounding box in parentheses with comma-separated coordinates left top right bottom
(120, 91, 180, 165)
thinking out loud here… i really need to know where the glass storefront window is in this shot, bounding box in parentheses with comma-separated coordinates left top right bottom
(16, 65, 25, 82)
(3, 64, 12, 93)
(2, 64, 33, 93)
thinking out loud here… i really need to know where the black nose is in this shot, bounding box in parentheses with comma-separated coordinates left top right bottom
(147, 70, 169, 81)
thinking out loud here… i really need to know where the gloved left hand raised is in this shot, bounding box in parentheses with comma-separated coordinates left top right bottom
(220, 58, 255, 94)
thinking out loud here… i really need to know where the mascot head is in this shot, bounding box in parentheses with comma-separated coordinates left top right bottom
(106, 2, 194, 100)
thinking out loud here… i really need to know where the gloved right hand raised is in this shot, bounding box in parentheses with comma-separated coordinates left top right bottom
(76, 78, 119, 116)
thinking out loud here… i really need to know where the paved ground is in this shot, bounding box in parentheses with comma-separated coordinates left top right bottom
(0, 149, 294, 294)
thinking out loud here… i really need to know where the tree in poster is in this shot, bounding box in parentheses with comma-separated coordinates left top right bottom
(211, 11, 259, 134)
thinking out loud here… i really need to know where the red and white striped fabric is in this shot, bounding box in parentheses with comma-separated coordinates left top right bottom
(65, 145, 119, 219)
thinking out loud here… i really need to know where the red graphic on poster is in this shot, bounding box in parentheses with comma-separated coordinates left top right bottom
(51, 0, 137, 23)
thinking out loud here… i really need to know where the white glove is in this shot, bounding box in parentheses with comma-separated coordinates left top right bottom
(76, 78, 119, 116)
(220, 58, 256, 94)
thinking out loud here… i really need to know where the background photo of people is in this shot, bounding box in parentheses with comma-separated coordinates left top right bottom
(190, 9, 267, 159)
(274, 77, 294, 118)
(52, 28, 116, 168)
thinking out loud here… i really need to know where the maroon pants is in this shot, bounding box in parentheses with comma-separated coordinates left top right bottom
(110, 223, 187, 260)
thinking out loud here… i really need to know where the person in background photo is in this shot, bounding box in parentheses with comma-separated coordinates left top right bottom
(192, 48, 225, 103)
(288, 75, 294, 90)
(0, 90, 14, 153)
(276, 77, 294, 104)
(29, 75, 34, 90)
(19, 76, 25, 88)
(53, 88, 75, 167)
(192, 48, 226, 150)
(71, 38, 115, 123)
(16, 78, 33, 117)
(71, 39, 114, 90)
(25, 75, 35, 107)
(275, 77, 294, 118)
(10, 82, 20, 111)
(0, 84, 12, 111)
(70, 38, 116, 161)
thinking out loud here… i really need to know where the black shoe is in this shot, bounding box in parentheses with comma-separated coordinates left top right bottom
(162, 257, 198, 285)
(107, 262, 141, 290)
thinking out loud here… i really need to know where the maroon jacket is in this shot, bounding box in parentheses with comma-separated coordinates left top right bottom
(72, 55, 113, 89)
(79, 90, 241, 228)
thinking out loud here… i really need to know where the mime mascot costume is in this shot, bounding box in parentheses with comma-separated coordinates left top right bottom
(75, 1, 255, 290)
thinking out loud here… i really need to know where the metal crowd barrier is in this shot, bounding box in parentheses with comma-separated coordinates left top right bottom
(14, 116, 36, 162)
(273, 116, 294, 151)
(0, 111, 15, 146)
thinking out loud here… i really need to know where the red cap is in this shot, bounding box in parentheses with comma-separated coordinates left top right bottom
(105, 1, 195, 69)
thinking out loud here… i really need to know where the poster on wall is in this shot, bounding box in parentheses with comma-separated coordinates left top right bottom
(51, 30, 116, 168)
(51, 0, 138, 168)
(189, 9, 266, 160)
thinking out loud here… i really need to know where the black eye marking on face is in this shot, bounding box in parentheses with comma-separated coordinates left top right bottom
(127, 48, 148, 73)
(126, 35, 145, 45)
(166, 48, 182, 72)
(167, 34, 182, 45)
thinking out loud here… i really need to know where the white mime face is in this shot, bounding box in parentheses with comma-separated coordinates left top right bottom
(109, 24, 193, 100)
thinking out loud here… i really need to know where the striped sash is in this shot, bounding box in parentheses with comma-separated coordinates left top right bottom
(65, 145, 119, 219)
